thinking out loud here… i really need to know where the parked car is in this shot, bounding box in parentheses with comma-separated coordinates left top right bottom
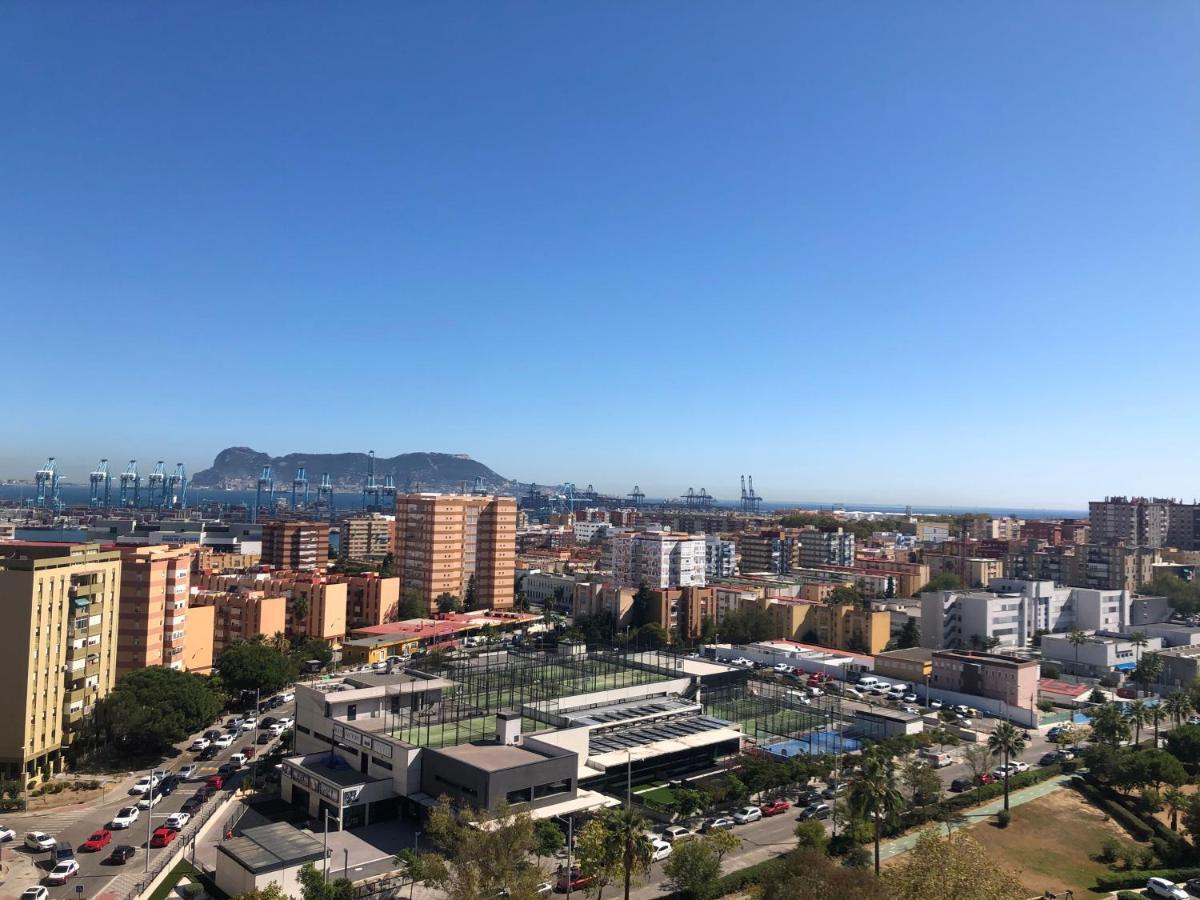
(821, 783, 846, 799)
(195, 784, 215, 800)
(129, 774, 159, 795)
(1011, 761, 1030, 773)
(1039, 752, 1059, 766)
(181, 798, 204, 815)
(0, 826, 14, 842)
(733, 806, 762, 824)
(257, 733, 273, 745)
(659, 825, 691, 843)
(105, 845, 137, 866)
(226, 717, 242, 729)
(229, 753, 247, 767)
(189, 738, 210, 751)
(797, 789, 822, 806)
(241, 747, 256, 759)
(214, 734, 234, 748)
(158, 776, 179, 796)
(949, 777, 973, 793)
(110, 807, 139, 829)
(798, 803, 831, 821)
(536, 882, 553, 896)
(649, 840, 672, 862)
(52, 843, 74, 865)
(1146, 876, 1189, 899)
(554, 867, 592, 893)
(203, 730, 222, 741)
(198, 746, 219, 761)
(903, 693, 918, 703)
(178, 764, 199, 780)
(82, 830, 112, 852)
(20, 888, 48, 900)
(46, 861, 79, 885)
(218, 762, 239, 776)
(929, 699, 943, 709)
(701, 817, 736, 832)
(977, 772, 996, 785)
(150, 827, 176, 849)
(207, 775, 225, 790)
(730, 657, 752, 667)
(760, 799, 790, 816)
(137, 791, 163, 810)
(24, 832, 55, 851)
(165, 812, 191, 830)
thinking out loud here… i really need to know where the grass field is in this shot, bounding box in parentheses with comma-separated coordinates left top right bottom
(959, 787, 1144, 894)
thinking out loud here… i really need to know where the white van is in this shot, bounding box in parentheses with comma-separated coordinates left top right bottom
(920, 750, 953, 768)
(856, 676, 880, 690)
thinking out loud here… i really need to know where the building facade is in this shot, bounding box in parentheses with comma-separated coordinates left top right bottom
(798, 529, 855, 568)
(340, 514, 395, 564)
(189, 589, 288, 656)
(114, 544, 193, 677)
(262, 521, 331, 572)
(705, 535, 737, 580)
(610, 532, 706, 589)
(931, 650, 1040, 710)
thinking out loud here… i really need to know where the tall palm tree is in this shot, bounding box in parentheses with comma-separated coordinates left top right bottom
(1130, 631, 1149, 694)
(848, 752, 904, 876)
(602, 807, 653, 900)
(987, 722, 1027, 812)
(1067, 630, 1089, 683)
(1128, 699, 1149, 745)
(1165, 692, 1193, 728)
(1151, 703, 1167, 745)
(1164, 787, 1187, 832)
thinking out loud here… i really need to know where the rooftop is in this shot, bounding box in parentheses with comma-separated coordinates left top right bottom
(874, 647, 934, 663)
(433, 743, 550, 772)
(218, 821, 326, 874)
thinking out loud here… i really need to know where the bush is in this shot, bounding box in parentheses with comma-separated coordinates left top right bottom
(1093, 866, 1200, 891)
(1073, 778, 1154, 841)
(1116, 892, 1144, 900)
(842, 845, 872, 868)
(1098, 837, 1121, 864)
(996, 809, 1010, 828)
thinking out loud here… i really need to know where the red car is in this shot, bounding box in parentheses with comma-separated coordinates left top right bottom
(555, 867, 593, 893)
(241, 747, 256, 759)
(206, 775, 224, 790)
(977, 772, 996, 785)
(759, 799, 790, 816)
(150, 826, 176, 848)
(82, 829, 112, 851)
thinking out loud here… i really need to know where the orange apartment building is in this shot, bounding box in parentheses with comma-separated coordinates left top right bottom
(261, 521, 330, 572)
(194, 572, 350, 643)
(183, 604, 216, 673)
(394, 493, 517, 612)
(328, 573, 401, 628)
(114, 544, 195, 678)
(648, 586, 716, 639)
(760, 596, 891, 654)
(189, 589, 287, 656)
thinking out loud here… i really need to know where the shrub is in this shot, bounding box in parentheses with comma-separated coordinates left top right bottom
(1116, 892, 1144, 900)
(1098, 837, 1121, 864)
(1093, 867, 1200, 891)
(996, 809, 1010, 828)
(842, 845, 871, 868)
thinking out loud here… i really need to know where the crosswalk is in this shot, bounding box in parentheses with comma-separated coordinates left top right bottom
(8, 807, 90, 834)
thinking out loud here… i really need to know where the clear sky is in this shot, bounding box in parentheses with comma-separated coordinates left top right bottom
(2, 3, 1197, 507)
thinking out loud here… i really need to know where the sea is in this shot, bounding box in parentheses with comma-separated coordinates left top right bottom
(0, 484, 1087, 521)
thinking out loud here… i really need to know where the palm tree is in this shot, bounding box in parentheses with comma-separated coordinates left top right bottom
(1164, 787, 1187, 832)
(1067, 630, 1089, 682)
(1151, 703, 1167, 745)
(1131, 632, 1149, 694)
(1165, 692, 1193, 728)
(1127, 699, 1149, 745)
(602, 807, 653, 900)
(987, 722, 1027, 812)
(848, 752, 904, 876)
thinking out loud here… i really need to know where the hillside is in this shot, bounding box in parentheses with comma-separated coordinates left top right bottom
(191, 447, 511, 492)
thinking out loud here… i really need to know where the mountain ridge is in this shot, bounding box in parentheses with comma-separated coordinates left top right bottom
(191, 447, 511, 492)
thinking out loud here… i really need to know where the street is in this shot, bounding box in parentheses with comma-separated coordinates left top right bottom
(0, 696, 295, 900)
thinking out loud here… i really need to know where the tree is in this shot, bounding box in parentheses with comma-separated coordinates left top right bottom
(436, 592, 463, 613)
(900, 757, 943, 816)
(702, 829, 740, 866)
(1089, 686, 1108, 703)
(233, 884, 290, 900)
(848, 752, 904, 875)
(895, 618, 920, 650)
(297, 862, 354, 900)
(983, 635, 1002, 653)
(379, 551, 395, 577)
(883, 828, 1025, 900)
(629, 583, 653, 628)
(962, 744, 993, 792)
(718, 605, 774, 644)
(292, 637, 334, 670)
(987, 723, 1026, 812)
(793, 819, 828, 852)
(699, 616, 717, 644)
(1128, 699, 1150, 746)
(394, 849, 428, 900)
(1067, 629, 1089, 681)
(575, 816, 622, 900)
(674, 788, 709, 823)
(634, 623, 669, 650)
(760, 849, 886, 900)
(1091, 702, 1132, 748)
(827, 585, 862, 606)
(916, 573, 962, 594)
(662, 837, 720, 900)
(602, 808, 654, 900)
(1135, 651, 1164, 698)
(292, 594, 311, 626)
(464, 574, 478, 611)
(420, 798, 542, 900)
(533, 819, 564, 865)
(397, 589, 426, 621)
(216, 639, 298, 696)
(1165, 787, 1188, 832)
(1166, 724, 1200, 768)
(1166, 691, 1194, 728)
(94, 666, 226, 755)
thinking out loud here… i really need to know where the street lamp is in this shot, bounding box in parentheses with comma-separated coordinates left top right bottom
(553, 814, 574, 900)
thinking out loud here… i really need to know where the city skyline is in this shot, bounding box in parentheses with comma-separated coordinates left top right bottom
(4, 4, 1197, 507)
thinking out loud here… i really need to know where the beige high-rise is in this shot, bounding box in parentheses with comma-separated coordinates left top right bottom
(0, 542, 121, 779)
(115, 544, 194, 678)
(394, 493, 516, 612)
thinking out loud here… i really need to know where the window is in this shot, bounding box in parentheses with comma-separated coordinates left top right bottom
(534, 779, 571, 799)
(506, 787, 532, 805)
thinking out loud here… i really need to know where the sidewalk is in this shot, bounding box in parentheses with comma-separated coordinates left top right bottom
(877, 775, 1072, 863)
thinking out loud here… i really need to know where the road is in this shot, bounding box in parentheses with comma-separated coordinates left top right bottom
(0, 696, 296, 900)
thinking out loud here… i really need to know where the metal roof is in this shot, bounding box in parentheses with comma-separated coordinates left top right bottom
(218, 822, 326, 874)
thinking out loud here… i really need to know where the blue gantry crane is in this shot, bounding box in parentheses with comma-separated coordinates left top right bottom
(292, 464, 310, 510)
(119, 460, 140, 508)
(34, 457, 62, 508)
(168, 463, 188, 509)
(89, 458, 111, 507)
(362, 450, 381, 510)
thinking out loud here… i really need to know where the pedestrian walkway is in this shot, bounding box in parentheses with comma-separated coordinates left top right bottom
(877, 775, 1072, 863)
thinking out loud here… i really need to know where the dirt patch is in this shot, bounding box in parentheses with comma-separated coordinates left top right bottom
(964, 788, 1149, 895)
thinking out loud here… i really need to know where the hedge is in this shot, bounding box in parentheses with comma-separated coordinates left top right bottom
(941, 763, 1064, 810)
(1093, 866, 1200, 891)
(1070, 778, 1154, 841)
(657, 854, 788, 900)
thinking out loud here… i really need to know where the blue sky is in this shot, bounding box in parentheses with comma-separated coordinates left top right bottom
(2, 3, 1197, 507)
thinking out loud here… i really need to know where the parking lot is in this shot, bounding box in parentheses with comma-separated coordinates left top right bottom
(0, 695, 295, 900)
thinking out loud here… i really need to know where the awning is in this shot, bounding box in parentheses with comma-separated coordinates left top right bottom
(1114, 662, 1137, 672)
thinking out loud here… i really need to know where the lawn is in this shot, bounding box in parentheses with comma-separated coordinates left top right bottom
(960, 787, 1145, 895)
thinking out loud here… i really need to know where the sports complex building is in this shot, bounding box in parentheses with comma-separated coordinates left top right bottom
(282, 642, 888, 829)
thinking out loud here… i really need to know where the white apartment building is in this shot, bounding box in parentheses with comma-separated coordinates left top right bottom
(573, 521, 610, 545)
(920, 578, 1170, 651)
(520, 571, 593, 611)
(1041, 631, 1164, 678)
(610, 532, 707, 589)
(798, 529, 855, 568)
(705, 535, 736, 580)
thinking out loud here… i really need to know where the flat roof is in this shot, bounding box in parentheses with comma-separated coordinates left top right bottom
(874, 647, 934, 663)
(218, 822, 325, 874)
(434, 743, 549, 772)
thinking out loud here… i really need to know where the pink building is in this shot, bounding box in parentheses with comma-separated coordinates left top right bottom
(931, 650, 1040, 711)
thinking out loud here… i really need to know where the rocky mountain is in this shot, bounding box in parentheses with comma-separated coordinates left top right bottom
(191, 447, 511, 492)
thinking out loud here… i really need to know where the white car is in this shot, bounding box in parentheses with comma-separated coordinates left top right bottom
(773, 663, 792, 673)
(178, 764, 198, 780)
(902, 705, 920, 715)
(20, 887, 48, 900)
(129, 774, 160, 795)
(903, 693, 918, 703)
(1147, 877, 1189, 900)
(24, 832, 55, 850)
(276, 717, 294, 730)
(731, 657, 752, 667)
(240, 720, 256, 732)
(929, 698, 943, 709)
(0, 826, 14, 842)
(1011, 761, 1030, 773)
(229, 753, 246, 767)
(278, 692, 294, 703)
(189, 738, 210, 751)
(650, 839, 672, 862)
(164, 812, 190, 830)
(732, 806, 762, 824)
(214, 734, 234, 748)
(111, 807, 139, 829)
(46, 860, 78, 885)
(137, 791, 163, 810)
(269, 723, 286, 736)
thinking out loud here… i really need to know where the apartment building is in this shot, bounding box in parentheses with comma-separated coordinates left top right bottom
(330, 573, 400, 629)
(647, 586, 716, 639)
(915, 522, 952, 544)
(736, 530, 796, 575)
(930, 650, 1040, 711)
(971, 516, 1023, 541)
(610, 532, 706, 589)
(798, 529, 855, 568)
(196, 572, 349, 643)
(340, 514, 395, 564)
(1067, 543, 1159, 592)
(393, 493, 517, 612)
(189, 589, 287, 656)
(183, 604, 216, 673)
(1089, 497, 1172, 548)
(705, 535, 737, 580)
(114, 544, 194, 678)
(572, 584, 636, 627)
(1041, 631, 1162, 679)
(262, 521, 330, 572)
(0, 542, 121, 779)
(760, 597, 890, 654)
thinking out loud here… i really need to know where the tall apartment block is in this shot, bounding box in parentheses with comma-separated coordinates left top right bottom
(393, 493, 517, 612)
(262, 521, 330, 572)
(1087, 496, 1193, 549)
(189, 589, 287, 657)
(610, 532, 707, 589)
(115, 544, 193, 678)
(0, 542, 121, 778)
(736, 530, 796, 575)
(340, 513, 395, 563)
(798, 528, 855, 568)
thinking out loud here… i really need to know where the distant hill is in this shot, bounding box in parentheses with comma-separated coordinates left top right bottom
(191, 447, 511, 492)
